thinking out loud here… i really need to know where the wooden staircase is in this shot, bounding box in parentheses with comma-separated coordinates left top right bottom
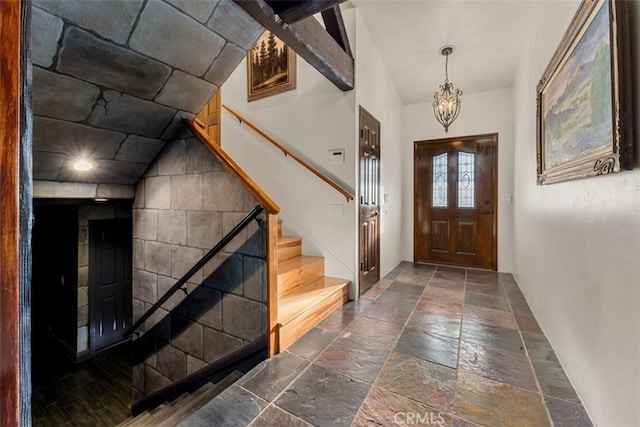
(276, 219, 350, 350)
(117, 371, 242, 427)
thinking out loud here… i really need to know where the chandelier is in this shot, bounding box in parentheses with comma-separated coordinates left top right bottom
(433, 45, 462, 133)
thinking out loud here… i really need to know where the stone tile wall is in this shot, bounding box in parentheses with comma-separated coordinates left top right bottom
(31, 0, 262, 186)
(34, 181, 135, 199)
(132, 134, 267, 398)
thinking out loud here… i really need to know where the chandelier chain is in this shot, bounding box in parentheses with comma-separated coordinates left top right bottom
(445, 51, 449, 82)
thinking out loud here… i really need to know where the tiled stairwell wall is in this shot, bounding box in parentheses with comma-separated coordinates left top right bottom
(131, 132, 267, 398)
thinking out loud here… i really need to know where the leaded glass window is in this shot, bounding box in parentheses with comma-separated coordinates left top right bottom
(458, 152, 475, 208)
(432, 153, 447, 207)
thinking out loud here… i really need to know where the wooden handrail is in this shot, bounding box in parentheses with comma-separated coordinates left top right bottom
(184, 119, 280, 214)
(222, 105, 354, 201)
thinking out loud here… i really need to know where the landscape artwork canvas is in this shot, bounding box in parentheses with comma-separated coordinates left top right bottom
(542, 0, 612, 171)
(247, 31, 296, 101)
(536, 0, 633, 185)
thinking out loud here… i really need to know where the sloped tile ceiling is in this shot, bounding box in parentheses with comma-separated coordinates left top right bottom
(32, 0, 263, 185)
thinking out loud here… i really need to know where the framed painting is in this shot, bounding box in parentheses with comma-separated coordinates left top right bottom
(536, 0, 633, 185)
(247, 30, 296, 102)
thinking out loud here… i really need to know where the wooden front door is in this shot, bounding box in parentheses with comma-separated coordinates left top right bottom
(359, 107, 381, 293)
(90, 219, 132, 351)
(414, 134, 497, 269)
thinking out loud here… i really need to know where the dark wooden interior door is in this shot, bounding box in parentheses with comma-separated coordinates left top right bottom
(90, 219, 132, 352)
(414, 134, 497, 269)
(359, 107, 381, 293)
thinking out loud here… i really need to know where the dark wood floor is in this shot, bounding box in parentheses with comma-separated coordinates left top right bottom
(32, 341, 132, 427)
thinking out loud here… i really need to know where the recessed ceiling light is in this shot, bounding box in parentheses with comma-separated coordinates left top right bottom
(73, 160, 93, 171)
(94, 198, 109, 202)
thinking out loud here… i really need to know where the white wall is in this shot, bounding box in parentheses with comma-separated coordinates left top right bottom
(220, 8, 405, 295)
(402, 87, 516, 272)
(221, 39, 357, 289)
(354, 10, 405, 279)
(512, 1, 640, 425)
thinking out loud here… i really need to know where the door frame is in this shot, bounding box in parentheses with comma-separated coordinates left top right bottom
(358, 106, 381, 294)
(1, 0, 33, 425)
(413, 133, 498, 270)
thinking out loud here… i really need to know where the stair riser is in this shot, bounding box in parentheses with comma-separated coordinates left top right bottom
(278, 241, 301, 263)
(278, 259, 324, 297)
(279, 286, 349, 350)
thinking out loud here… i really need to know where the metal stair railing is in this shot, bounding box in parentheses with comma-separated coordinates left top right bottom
(124, 205, 264, 337)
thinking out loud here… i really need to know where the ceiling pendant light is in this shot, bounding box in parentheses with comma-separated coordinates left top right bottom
(433, 45, 462, 133)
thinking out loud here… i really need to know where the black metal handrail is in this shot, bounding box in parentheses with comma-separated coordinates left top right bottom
(124, 205, 264, 337)
(131, 336, 267, 415)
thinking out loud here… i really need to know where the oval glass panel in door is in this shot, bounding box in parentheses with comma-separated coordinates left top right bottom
(458, 151, 475, 208)
(432, 153, 448, 207)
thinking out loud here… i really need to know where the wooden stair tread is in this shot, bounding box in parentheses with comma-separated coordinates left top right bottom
(121, 404, 171, 426)
(118, 415, 139, 427)
(277, 255, 325, 297)
(120, 372, 243, 427)
(273, 218, 350, 352)
(278, 236, 301, 246)
(278, 255, 324, 291)
(120, 410, 152, 426)
(144, 401, 176, 425)
(278, 276, 349, 326)
(157, 371, 243, 427)
(278, 255, 323, 273)
(277, 236, 302, 263)
(165, 383, 212, 411)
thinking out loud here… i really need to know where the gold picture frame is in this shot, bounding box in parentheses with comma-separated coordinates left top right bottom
(536, 0, 633, 185)
(247, 31, 296, 102)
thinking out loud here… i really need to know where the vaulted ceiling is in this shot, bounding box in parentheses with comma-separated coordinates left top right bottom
(353, 0, 532, 105)
(31, 0, 533, 187)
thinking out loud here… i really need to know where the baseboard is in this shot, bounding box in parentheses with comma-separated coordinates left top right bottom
(74, 349, 91, 363)
(40, 330, 87, 363)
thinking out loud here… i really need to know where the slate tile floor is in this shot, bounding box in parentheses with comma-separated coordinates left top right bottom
(185, 262, 593, 427)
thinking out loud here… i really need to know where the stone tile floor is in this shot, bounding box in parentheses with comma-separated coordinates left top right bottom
(184, 262, 593, 427)
(32, 341, 132, 426)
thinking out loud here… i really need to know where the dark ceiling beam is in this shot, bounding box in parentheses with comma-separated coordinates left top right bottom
(321, 6, 352, 59)
(235, 0, 354, 91)
(266, 0, 347, 24)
